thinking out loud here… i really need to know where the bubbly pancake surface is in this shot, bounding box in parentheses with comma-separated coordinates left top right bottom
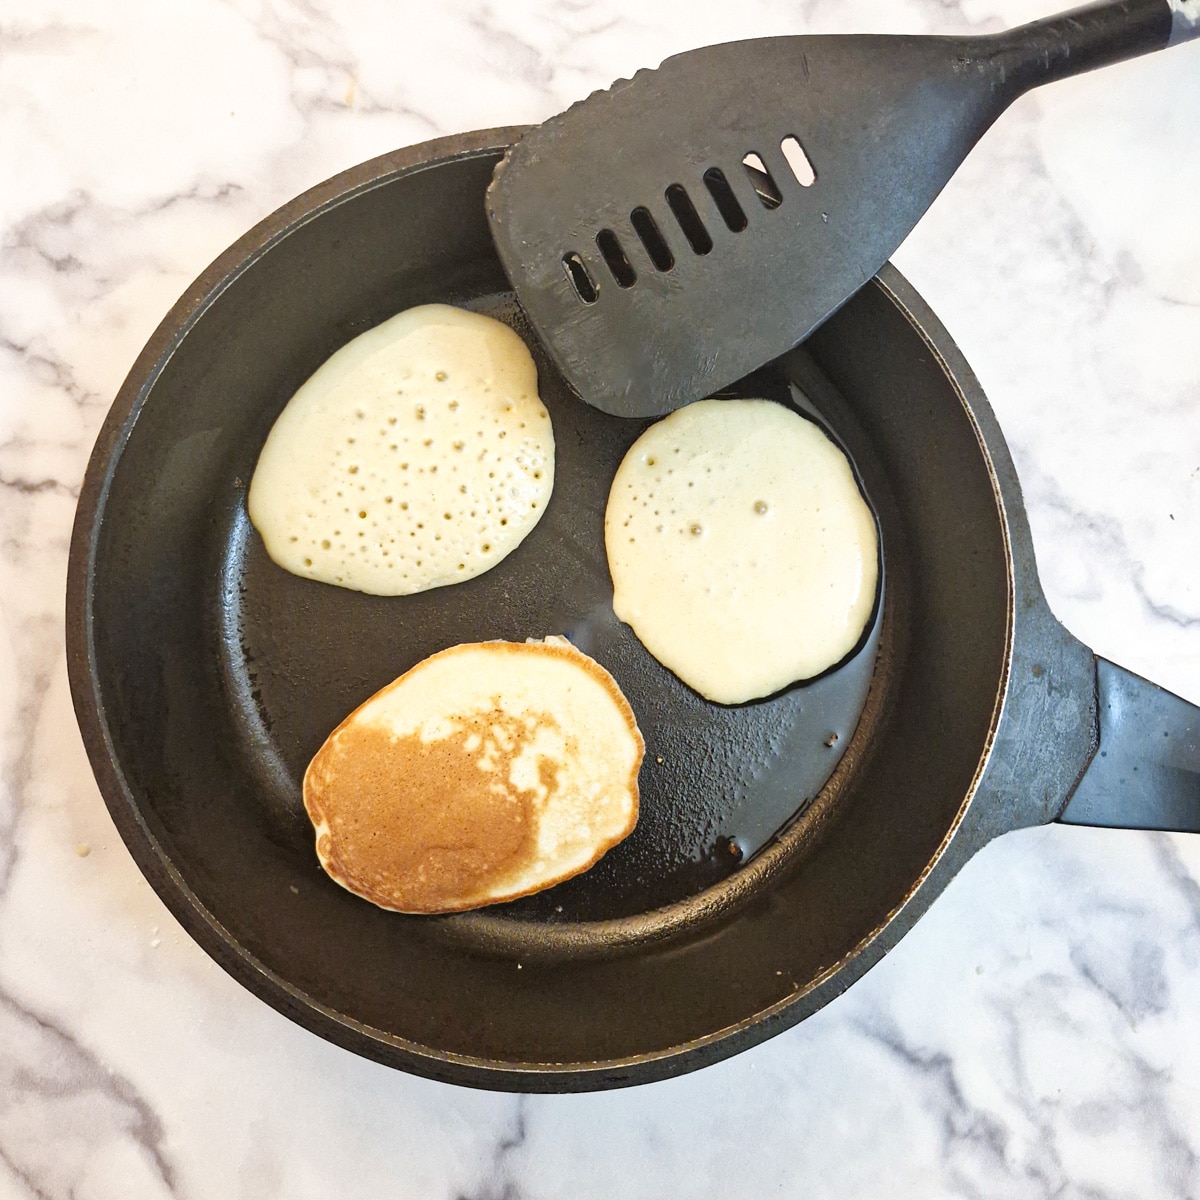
(303, 637, 643, 913)
(605, 398, 878, 705)
(248, 304, 553, 595)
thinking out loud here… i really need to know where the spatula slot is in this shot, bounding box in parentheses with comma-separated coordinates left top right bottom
(741, 153, 783, 209)
(562, 251, 598, 303)
(596, 228, 637, 288)
(703, 168, 748, 232)
(780, 135, 817, 187)
(665, 184, 713, 255)
(630, 207, 675, 272)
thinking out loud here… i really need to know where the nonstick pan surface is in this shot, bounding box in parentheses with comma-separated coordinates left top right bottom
(67, 129, 1091, 1090)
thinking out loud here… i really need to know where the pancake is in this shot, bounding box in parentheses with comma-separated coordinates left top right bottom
(605, 398, 878, 705)
(248, 304, 554, 595)
(303, 637, 643, 913)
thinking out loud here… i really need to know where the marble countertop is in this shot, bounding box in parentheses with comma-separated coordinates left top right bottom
(2, 1, 1199, 1196)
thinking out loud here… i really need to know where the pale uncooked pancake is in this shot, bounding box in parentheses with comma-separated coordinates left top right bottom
(248, 304, 554, 595)
(605, 398, 878, 705)
(303, 637, 643, 913)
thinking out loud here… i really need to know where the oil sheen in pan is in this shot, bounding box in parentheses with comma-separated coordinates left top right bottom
(215, 292, 884, 924)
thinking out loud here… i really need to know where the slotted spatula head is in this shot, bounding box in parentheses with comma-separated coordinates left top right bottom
(486, 2, 1182, 417)
(486, 34, 1015, 418)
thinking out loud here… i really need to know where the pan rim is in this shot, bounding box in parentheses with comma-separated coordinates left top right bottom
(66, 129, 1019, 1091)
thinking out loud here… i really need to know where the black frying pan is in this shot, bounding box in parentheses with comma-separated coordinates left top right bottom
(66, 129, 1200, 1092)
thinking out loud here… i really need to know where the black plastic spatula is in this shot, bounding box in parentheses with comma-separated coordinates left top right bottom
(487, 0, 1198, 418)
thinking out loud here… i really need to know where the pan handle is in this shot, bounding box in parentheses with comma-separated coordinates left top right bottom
(984, 0, 1198, 92)
(1057, 658, 1200, 832)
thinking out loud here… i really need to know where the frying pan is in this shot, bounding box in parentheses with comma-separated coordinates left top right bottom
(66, 128, 1200, 1092)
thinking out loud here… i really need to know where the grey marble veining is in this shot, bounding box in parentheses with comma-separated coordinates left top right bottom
(1, 1, 1198, 1197)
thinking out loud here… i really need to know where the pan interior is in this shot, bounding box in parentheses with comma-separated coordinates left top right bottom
(81, 143, 1010, 1078)
(217, 294, 886, 927)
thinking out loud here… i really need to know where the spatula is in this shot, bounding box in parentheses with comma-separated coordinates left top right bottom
(486, 0, 1198, 418)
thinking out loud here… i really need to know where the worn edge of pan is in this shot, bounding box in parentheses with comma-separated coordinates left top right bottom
(633, 269, 1098, 1090)
(66, 131, 1019, 1091)
(63, 129, 568, 1089)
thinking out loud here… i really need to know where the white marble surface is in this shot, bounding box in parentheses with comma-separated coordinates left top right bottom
(1, 1, 1199, 1196)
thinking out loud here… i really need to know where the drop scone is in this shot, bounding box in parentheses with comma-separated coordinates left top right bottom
(605, 398, 878, 705)
(248, 304, 553, 595)
(303, 637, 643, 913)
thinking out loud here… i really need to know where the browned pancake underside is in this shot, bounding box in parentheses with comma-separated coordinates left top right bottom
(306, 708, 563, 912)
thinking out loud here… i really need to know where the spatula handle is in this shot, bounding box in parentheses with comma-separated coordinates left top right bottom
(990, 0, 1197, 90)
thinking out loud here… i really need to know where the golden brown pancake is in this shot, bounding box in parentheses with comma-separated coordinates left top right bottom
(303, 637, 643, 913)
